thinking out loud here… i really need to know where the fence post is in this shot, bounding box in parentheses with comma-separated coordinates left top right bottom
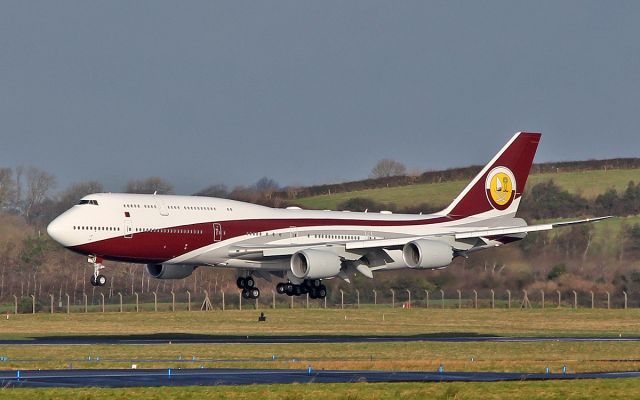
(186, 290, 191, 311)
(272, 290, 276, 309)
(624, 291, 628, 309)
(153, 292, 157, 312)
(255, 296, 259, 310)
(390, 289, 395, 308)
(440, 289, 445, 309)
(290, 294, 294, 309)
(457, 289, 462, 309)
(31, 294, 35, 314)
(100, 293, 105, 313)
(590, 291, 594, 309)
(606, 292, 610, 309)
(506, 290, 511, 309)
(306, 293, 309, 309)
(13, 295, 17, 314)
(83, 293, 87, 313)
(541, 290, 545, 309)
(50, 294, 54, 314)
(135, 292, 139, 312)
(573, 291, 578, 309)
(239, 291, 242, 311)
(424, 290, 429, 308)
(373, 290, 377, 305)
(66, 293, 70, 314)
(490, 289, 495, 309)
(222, 292, 225, 311)
(118, 292, 123, 312)
(356, 289, 360, 309)
(324, 295, 327, 309)
(557, 290, 561, 308)
(340, 289, 344, 309)
(171, 291, 175, 312)
(473, 290, 478, 309)
(406, 289, 411, 308)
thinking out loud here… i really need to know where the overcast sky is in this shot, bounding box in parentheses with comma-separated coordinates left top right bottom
(1, 1, 639, 195)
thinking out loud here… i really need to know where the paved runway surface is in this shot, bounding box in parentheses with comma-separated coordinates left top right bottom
(1, 334, 639, 345)
(2, 368, 640, 388)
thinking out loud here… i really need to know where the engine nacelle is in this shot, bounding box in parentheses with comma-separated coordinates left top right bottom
(290, 248, 341, 280)
(402, 239, 454, 269)
(146, 264, 197, 279)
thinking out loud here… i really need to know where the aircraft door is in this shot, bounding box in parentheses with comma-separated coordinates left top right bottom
(213, 223, 222, 242)
(156, 198, 169, 216)
(124, 220, 132, 239)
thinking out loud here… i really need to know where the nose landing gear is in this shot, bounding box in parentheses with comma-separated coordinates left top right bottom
(88, 256, 107, 287)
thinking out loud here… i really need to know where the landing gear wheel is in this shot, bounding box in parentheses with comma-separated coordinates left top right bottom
(242, 289, 251, 299)
(96, 274, 107, 286)
(245, 277, 255, 288)
(90, 275, 97, 286)
(318, 286, 327, 299)
(250, 288, 260, 299)
(276, 283, 286, 294)
(236, 277, 246, 289)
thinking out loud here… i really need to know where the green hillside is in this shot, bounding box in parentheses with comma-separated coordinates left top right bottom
(296, 168, 640, 210)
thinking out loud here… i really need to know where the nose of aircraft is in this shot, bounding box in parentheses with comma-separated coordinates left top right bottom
(47, 216, 69, 246)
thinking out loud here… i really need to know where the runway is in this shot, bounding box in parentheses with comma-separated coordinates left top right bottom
(2, 367, 640, 388)
(1, 334, 639, 345)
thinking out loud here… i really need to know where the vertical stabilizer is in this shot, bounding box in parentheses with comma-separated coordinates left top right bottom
(440, 132, 541, 219)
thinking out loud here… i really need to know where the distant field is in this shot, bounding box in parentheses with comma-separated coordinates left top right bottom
(295, 168, 640, 210)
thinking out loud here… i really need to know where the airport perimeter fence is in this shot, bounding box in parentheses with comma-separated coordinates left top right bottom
(1, 288, 640, 314)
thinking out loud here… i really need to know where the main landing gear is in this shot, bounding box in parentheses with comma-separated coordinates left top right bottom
(276, 280, 327, 299)
(237, 276, 260, 299)
(88, 256, 107, 287)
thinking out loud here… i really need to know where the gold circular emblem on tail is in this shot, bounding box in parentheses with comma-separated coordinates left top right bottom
(485, 167, 516, 210)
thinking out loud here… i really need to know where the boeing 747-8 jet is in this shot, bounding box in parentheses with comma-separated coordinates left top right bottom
(47, 132, 609, 299)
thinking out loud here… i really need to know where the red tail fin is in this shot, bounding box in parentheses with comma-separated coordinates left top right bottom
(441, 132, 541, 218)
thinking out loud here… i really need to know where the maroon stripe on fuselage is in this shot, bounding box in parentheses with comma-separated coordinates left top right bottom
(69, 215, 455, 264)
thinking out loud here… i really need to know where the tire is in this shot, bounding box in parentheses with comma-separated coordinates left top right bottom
(245, 277, 255, 288)
(242, 289, 251, 299)
(309, 289, 318, 300)
(311, 280, 321, 288)
(318, 287, 327, 298)
(293, 285, 302, 296)
(236, 277, 246, 289)
(96, 275, 107, 286)
(276, 283, 286, 294)
(90, 275, 97, 286)
(251, 288, 260, 299)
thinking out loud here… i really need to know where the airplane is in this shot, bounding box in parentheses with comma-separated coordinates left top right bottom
(46, 132, 610, 300)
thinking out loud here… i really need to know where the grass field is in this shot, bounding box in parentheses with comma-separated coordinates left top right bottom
(3, 380, 640, 400)
(295, 168, 640, 210)
(2, 308, 640, 339)
(2, 309, 640, 398)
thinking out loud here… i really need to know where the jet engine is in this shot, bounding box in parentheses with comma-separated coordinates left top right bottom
(146, 264, 197, 279)
(402, 239, 454, 269)
(290, 248, 341, 280)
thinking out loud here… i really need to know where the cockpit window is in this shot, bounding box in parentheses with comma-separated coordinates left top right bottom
(78, 200, 99, 205)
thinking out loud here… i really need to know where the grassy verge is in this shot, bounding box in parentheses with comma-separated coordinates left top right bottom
(1, 309, 640, 339)
(3, 379, 640, 400)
